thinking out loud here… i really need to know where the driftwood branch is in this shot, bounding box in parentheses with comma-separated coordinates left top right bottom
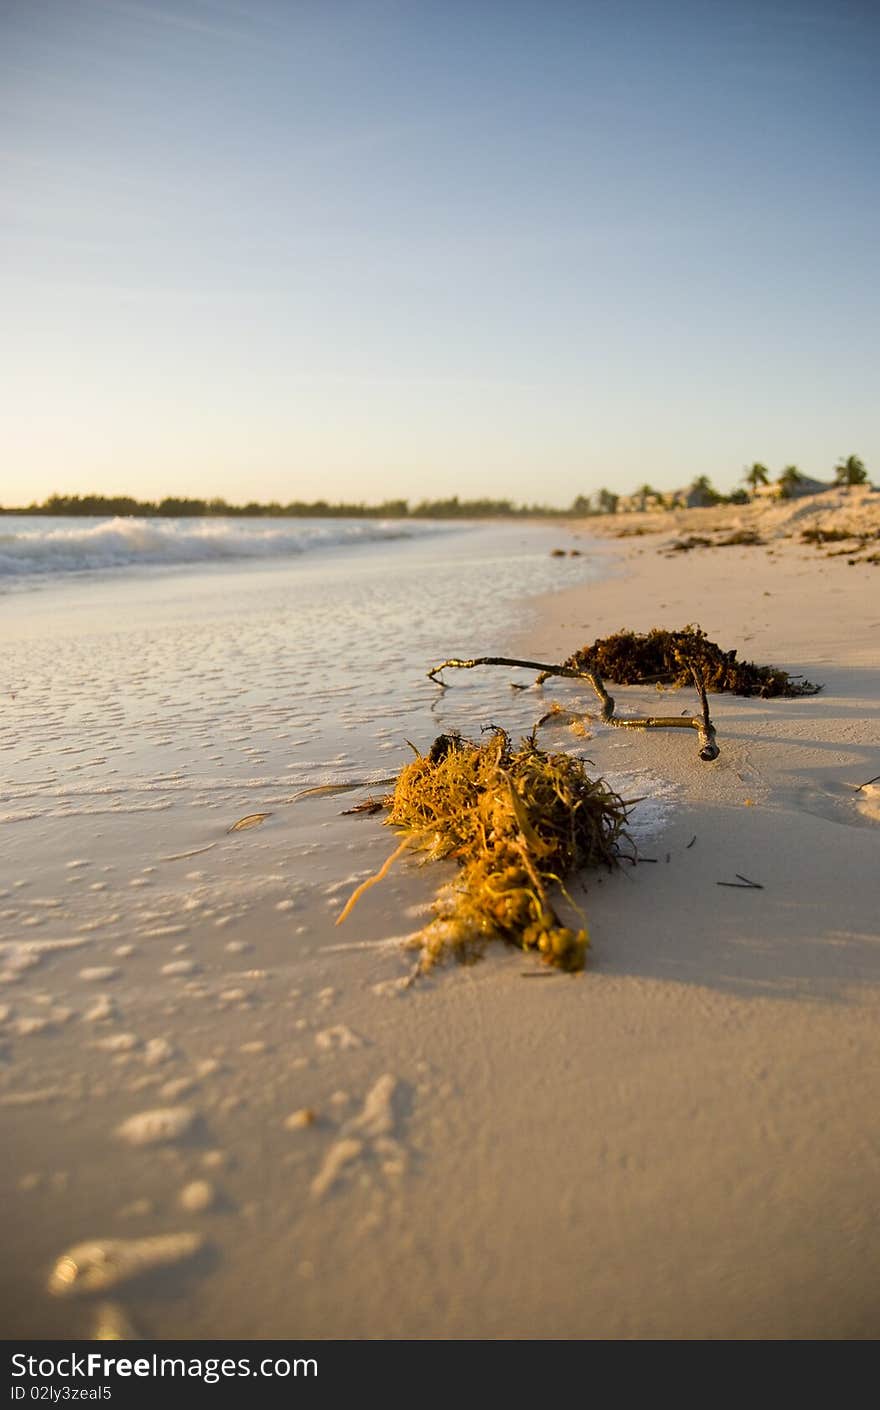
(427, 655, 720, 762)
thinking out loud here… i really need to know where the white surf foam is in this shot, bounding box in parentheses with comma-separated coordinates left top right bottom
(0, 516, 431, 579)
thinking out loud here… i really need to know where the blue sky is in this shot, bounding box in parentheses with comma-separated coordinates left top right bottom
(2, 0, 878, 506)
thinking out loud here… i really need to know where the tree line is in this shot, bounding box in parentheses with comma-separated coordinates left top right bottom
(741, 454, 869, 495)
(0, 456, 869, 519)
(580, 453, 871, 515)
(0, 493, 561, 519)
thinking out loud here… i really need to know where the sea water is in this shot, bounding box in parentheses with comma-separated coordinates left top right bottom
(1, 517, 601, 848)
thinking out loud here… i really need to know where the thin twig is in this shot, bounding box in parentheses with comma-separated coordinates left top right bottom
(854, 774, 880, 792)
(427, 655, 721, 762)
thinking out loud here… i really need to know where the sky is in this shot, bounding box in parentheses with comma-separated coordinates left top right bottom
(1, 0, 878, 508)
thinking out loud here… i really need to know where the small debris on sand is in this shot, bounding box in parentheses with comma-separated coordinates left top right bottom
(116, 1106, 196, 1147)
(178, 1180, 215, 1213)
(48, 1233, 204, 1296)
(310, 1137, 363, 1199)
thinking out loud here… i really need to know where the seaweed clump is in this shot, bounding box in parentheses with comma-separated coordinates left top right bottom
(801, 527, 856, 546)
(378, 730, 629, 973)
(717, 529, 764, 547)
(668, 535, 713, 552)
(558, 625, 821, 698)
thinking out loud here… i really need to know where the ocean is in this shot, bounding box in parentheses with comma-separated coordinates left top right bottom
(1, 516, 601, 845)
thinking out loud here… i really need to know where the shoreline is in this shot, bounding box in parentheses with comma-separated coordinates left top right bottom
(2, 515, 878, 1339)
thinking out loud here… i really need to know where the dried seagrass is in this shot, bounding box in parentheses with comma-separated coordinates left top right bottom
(337, 729, 630, 974)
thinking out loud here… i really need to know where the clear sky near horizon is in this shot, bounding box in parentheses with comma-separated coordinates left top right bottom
(2, 0, 878, 508)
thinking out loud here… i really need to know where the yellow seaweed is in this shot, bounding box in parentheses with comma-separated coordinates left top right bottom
(339, 730, 630, 974)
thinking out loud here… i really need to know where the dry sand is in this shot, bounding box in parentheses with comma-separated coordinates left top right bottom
(2, 492, 878, 1340)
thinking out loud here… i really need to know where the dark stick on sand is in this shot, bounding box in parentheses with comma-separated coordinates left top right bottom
(854, 774, 880, 792)
(427, 655, 720, 762)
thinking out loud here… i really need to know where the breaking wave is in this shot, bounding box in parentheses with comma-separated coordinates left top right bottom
(0, 516, 435, 579)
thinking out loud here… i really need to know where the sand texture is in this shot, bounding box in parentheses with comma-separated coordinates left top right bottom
(1, 499, 878, 1340)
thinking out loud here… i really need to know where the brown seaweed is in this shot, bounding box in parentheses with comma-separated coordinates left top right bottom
(717, 529, 764, 546)
(557, 625, 821, 698)
(668, 535, 713, 552)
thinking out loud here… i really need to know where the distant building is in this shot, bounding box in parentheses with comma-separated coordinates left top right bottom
(758, 476, 831, 500)
(617, 492, 666, 513)
(670, 485, 717, 509)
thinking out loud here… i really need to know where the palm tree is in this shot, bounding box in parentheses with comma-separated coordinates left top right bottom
(688, 475, 719, 506)
(833, 454, 868, 486)
(743, 463, 770, 492)
(596, 487, 619, 515)
(634, 483, 658, 511)
(777, 465, 805, 499)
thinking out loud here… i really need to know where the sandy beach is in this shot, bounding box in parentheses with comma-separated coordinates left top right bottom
(5, 0, 879, 1355)
(1, 497, 878, 1341)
